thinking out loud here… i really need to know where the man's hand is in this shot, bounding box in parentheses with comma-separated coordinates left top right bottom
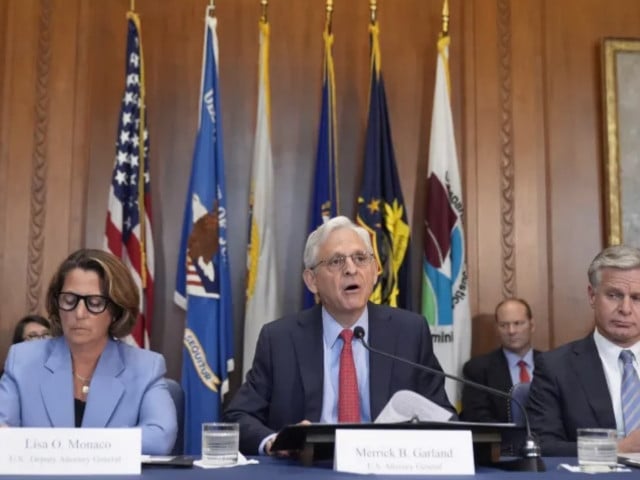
(267, 420, 311, 457)
(618, 429, 640, 453)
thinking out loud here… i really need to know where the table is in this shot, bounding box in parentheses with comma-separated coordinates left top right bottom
(1, 457, 635, 479)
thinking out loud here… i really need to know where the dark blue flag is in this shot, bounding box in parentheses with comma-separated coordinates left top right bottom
(356, 22, 411, 309)
(305, 27, 339, 308)
(174, 12, 234, 456)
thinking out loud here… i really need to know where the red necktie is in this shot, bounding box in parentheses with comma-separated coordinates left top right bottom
(517, 360, 530, 383)
(338, 329, 361, 422)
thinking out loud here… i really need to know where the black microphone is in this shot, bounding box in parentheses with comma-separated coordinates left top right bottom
(353, 326, 544, 472)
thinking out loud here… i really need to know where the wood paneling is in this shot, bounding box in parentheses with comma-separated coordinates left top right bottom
(2, 0, 640, 389)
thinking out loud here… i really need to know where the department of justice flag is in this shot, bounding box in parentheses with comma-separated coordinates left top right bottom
(174, 10, 234, 456)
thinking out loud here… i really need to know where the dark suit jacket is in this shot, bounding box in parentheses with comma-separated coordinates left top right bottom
(224, 303, 456, 454)
(460, 348, 541, 423)
(527, 334, 615, 456)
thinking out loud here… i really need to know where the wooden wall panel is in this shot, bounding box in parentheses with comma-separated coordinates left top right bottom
(466, 0, 504, 332)
(509, 0, 549, 349)
(3, 0, 640, 388)
(0, 0, 40, 357)
(543, 0, 640, 346)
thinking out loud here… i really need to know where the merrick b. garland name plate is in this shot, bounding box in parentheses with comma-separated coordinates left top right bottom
(334, 429, 475, 475)
(0, 428, 141, 475)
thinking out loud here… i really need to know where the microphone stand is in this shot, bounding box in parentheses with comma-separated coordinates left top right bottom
(353, 327, 545, 472)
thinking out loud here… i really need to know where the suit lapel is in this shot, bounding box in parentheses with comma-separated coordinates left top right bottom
(291, 306, 324, 421)
(81, 340, 125, 427)
(368, 304, 395, 419)
(41, 338, 75, 427)
(492, 349, 513, 391)
(571, 336, 616, 427)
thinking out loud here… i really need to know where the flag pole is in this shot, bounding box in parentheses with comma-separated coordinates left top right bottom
(326, 0, 334, 34)
(441, 0, 449, 36)
(260, 0, 268, 23)
(369, 0, 377, 24)
(127, 11, 147, 288)
(130, 0, 135, 12)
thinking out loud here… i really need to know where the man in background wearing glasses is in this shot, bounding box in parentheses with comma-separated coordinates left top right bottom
(225, 215, 455, 455)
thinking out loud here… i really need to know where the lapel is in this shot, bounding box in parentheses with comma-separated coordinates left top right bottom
(81, 340, 125, 427)
(368, 303, 395, 418)
(570, 335, 616, 427)
(492, 349, 513, 391)
(41, 338, 75, 427)
(291, 306, 324, 421)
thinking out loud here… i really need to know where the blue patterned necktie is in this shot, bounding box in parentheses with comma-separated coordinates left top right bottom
(620, 349, 640, 435)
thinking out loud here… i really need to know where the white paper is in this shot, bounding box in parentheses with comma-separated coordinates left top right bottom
(375, 390, 454, 424)
(194, 452, 258, 469)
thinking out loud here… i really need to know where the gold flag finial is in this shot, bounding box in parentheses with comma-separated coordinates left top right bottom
(326, 0, 334, 33)
(260, 0, 268, 23)
(369, 0, 377, 24)
(130, 0, 135, 12)
(441, 0, 449, 35)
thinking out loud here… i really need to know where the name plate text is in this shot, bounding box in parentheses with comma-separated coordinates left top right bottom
(334, 429, 475, 475)
(0, 428, 141, 475)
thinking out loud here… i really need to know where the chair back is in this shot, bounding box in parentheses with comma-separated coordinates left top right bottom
(508, 381, 530, 426)
(165, 378, 184, 455)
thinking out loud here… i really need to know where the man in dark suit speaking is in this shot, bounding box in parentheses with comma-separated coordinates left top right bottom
(528, 245, 640, 455)
(461, 298, 540, 423)
(224, 216, 455, 455)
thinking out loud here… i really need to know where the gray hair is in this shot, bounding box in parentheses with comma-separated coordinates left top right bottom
(303, 216, 373, 269)
(588, 244, 640, 287)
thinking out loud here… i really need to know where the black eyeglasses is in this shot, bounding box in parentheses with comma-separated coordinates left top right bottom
(311, 252, 375, 271)
(56, 292, 111, 314)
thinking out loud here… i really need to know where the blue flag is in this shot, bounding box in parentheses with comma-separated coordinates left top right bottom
(174, 12, 234, 456)
(356, 22, 411, 309)
(304, 26, 339, 308)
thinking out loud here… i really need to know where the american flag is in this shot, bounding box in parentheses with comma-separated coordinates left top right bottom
(105, 12, 154, 348)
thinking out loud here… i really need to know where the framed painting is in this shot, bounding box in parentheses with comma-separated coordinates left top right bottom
(602, 38, 640, 245)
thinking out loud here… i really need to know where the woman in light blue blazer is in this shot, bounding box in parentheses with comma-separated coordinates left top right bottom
(0, 249, 177, 455)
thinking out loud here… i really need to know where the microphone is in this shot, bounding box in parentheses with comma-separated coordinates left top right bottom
(353, 326, 544, 472)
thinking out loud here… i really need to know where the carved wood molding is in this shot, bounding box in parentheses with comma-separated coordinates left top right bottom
(497, 0, 516, 298)
(27, 0, 52, 313)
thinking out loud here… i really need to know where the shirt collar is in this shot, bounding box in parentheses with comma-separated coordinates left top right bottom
(322, 307, 369, 349)
(593, 328, 640, 364)
(502, 347, 534, 368)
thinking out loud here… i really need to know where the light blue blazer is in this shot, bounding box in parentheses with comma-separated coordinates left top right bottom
(0, 337, 177, 455)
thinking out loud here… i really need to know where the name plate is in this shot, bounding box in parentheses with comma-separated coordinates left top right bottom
(0, 428, 141, 475)
(334, 429, 475, 475)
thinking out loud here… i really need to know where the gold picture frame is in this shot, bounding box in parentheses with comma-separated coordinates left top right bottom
(602, 38, 640, 246)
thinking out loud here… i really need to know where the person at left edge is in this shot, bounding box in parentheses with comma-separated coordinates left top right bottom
(0, 248, 177, 455)
(224, 215, 455, 455)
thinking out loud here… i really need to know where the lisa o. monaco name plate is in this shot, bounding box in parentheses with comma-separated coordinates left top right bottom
(0, 428, 141, 475)
(335, 429, 475, 475)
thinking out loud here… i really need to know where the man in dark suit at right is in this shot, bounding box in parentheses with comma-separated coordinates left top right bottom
(528, 245, 640, 456)
(460, 298, 540, 423)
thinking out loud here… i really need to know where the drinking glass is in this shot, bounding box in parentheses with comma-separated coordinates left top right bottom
(201, 422, 239, 466)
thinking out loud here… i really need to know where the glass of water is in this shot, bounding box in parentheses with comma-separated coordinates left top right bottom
(577, 428, 618, 472)
(202, 422, 239, 466)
